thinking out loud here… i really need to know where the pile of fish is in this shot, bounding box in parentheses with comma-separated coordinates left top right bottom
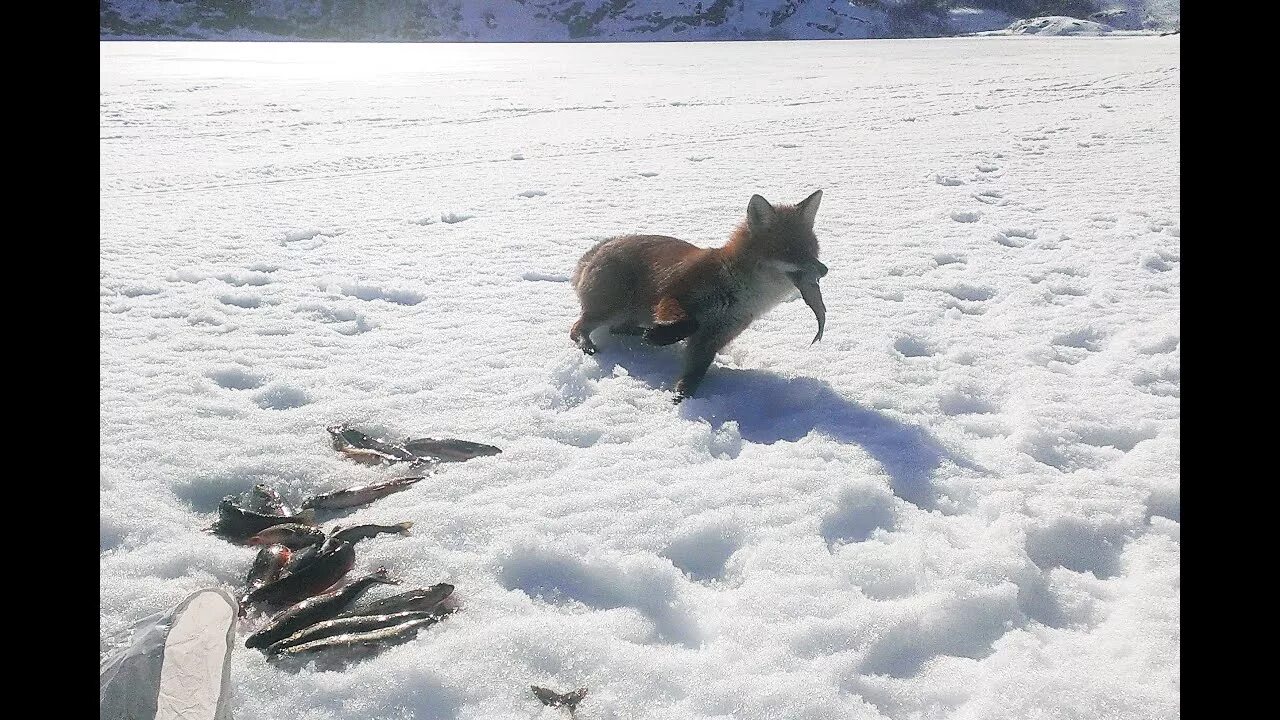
(207, 424, 501, 662)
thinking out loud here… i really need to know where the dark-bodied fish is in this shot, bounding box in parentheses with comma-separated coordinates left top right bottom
(300, 476, 424, 512)
(238, 544, 292, 615)
(267, 609, 441, 654)
(401, 438, 502, 463)
(245, 538, 355, 608)
(332, 522, 413, 545)
(269, 615, 440, 659)
(244, 567, 398, 649)
(340, 583, 454, 618)
(248, 523, 325, 549)
(245, 483, 293, 517)
(211, 498, 315, 541)
(327, 424, 420, 462)
(795, 278, 826, 344)
(532, 686, 588, 713)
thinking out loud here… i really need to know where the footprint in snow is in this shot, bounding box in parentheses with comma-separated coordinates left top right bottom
(522, 271, 570, 282)
(973, 189, 1006, 206)
(776, 143, 799, 149)
(976, 163, 1001, 173)
(441, 212, 474, 224)
(894, 336, 935, 358)
(637, 172, 659, 177)
(993, 228, 1036, 247)
(950, 210, 981, 223)
(518, 190, 547, 198)
(933, 252, 966, 267)
(934, 174, 964, 186)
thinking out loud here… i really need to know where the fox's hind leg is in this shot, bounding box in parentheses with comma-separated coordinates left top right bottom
(570, 313, 607, 354)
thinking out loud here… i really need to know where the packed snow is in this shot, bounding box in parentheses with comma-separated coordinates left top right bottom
(101, 38, 1179, 719)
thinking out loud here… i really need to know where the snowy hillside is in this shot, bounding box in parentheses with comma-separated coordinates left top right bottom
(101, 38, 1179, 720)
(100, 0, 1181, 40)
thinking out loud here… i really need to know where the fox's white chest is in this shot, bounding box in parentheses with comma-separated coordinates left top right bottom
(722, 266, 795, 325)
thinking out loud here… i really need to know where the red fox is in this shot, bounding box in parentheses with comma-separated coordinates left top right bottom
(570, 191, 828, 400)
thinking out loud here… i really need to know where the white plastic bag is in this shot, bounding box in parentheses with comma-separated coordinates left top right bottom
(101, 588, 237, 720)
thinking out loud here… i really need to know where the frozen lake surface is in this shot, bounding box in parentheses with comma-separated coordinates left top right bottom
(101, 38, 1179, 720)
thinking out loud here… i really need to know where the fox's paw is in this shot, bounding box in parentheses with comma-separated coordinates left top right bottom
(576, 337, 598, 355)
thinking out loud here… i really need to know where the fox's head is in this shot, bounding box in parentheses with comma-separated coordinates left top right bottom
(735, 190, 828, 343)
(741, 190, 827, 284)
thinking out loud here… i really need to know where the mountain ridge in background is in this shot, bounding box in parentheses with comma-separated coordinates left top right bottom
(100, 1, 1180, 41)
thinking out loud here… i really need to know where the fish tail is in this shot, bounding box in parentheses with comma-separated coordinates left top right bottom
(298, 508, 317, 524)
(397, 521, 414, 535)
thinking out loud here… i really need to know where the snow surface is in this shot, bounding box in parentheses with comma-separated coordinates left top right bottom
(101, 38, 1180, 720)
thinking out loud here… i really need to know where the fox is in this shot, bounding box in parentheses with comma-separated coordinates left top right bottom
(570, 191, 828, 400)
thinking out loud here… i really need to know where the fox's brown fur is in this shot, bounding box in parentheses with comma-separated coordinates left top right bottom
(571, 191, 827, 399)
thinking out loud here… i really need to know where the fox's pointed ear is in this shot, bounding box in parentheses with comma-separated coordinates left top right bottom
(747, 194, 776, 234)
(797, 189, 823, 228)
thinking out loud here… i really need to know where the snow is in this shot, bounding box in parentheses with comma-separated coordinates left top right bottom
(101, 37, 1179, 720)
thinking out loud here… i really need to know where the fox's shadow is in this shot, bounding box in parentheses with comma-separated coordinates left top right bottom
(586, 337, 963, 510)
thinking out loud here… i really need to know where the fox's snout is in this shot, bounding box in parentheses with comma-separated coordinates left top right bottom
(810, 260, 828, 279)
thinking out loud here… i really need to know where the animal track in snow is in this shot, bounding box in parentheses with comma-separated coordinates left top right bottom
(934, 174, 964, 186)
(1052, 326, 1105, 352)
(522, 271, 570, 282)
(950, 210, 981, 223)
(252, 384, 312, 410)
(821, 491, 895, 548)
(517, 189, 547, 198)
(637, 171, 659, 177)
(1071, 423, 1157, 452)
(933, 252, 966, 267)
(207, 367, 266, 390)
(976, 162, 1001, 173)
(894, 336, 935, 358)
(940, 387, 997, 415)
(217, 270, 272, 287)
(440, 212, 474, 224)
(661, 525, 743, 582)
(994, 228, 1036, 247)
(337, 282, 425, 306)
(280, 228, 343, 249)
(973, 189, 1006, 205)
(776, 143, 799, 148)
(687, 155, 712, 162)
(1025, 518, 1126, 579)
(946, 284, 996, 302)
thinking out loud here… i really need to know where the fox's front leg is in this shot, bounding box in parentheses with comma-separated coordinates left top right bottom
(674, 329, 732, 401)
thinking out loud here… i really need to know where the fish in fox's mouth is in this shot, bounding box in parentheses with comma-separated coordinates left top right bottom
(787, 265, 827, 344)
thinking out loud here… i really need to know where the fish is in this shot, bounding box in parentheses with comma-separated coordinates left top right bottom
(238, 544, 292, 615)
(339, 583, 454, 618)
(244, 567, 399, 649)
(267, 609, 442, 654)
(338, 447, 400, 466)
(332, 522, 413, 545)
(245, 537, 355, 608)
(531, 686, 589, 713)
(247, 523, 326, 549)
(300, 476, 425, 512)
(401, 438, 502, 463)
(269, 615, 440, 659)
(794, 278, 826, 344)
(327, 424, 420, 462)
(245, 483, 293, 517)
(211, 498, 316, 542)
